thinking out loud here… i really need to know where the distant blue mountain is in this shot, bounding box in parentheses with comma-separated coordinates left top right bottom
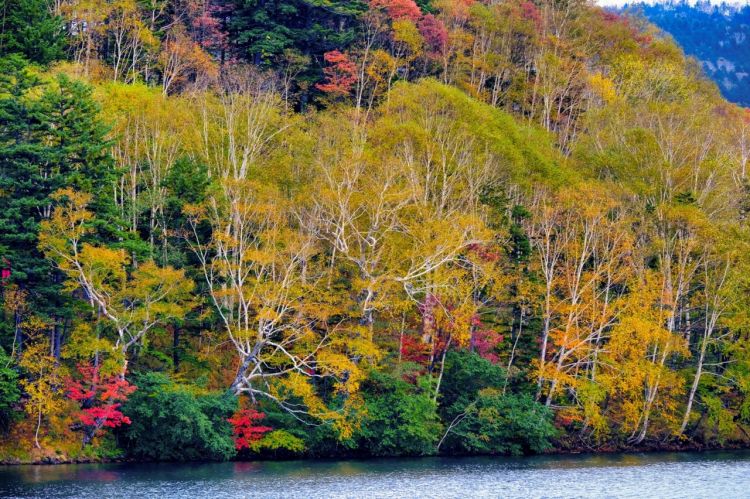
(618, 1, 750, 106)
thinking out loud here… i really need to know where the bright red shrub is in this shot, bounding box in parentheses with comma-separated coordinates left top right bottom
(66, 364, 136, 436)
(227, 409, 273, 450)
(400, 334, 432, 364)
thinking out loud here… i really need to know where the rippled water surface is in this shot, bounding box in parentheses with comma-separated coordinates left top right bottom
(2, 450, 750, 498)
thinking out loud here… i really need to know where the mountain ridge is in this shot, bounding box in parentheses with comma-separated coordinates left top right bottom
(617, 1, 750, 105)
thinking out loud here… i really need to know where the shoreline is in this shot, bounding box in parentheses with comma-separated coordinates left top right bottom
(4, 441, 749, 467)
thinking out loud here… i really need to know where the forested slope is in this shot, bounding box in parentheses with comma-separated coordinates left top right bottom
(1, 0, 750, 463)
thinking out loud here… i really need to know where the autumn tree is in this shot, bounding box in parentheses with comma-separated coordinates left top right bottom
(65, 363, 136, 444)
(18, 317, 64, 449)
(227, 408, 272, 450)
(39, 189, 194, 370)
(186, 76, 369, 431)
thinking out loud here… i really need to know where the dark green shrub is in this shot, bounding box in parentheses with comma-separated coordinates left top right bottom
(119, 372, 237, 461)
(357, 370, 441, 456)
(442, 389, 556, 455)
(439, 351, 556, 455)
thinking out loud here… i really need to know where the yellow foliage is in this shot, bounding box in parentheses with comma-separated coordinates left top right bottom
(588, 72, 618, 104)
(18, 318, 67, 449)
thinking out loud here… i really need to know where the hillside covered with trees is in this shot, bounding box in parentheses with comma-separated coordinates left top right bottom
(2, 0, 750, 463)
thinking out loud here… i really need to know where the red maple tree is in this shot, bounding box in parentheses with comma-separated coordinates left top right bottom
(227, 408, 273, 450)
(190, 0, 229, 53)
(520, 1, 542, 30)
(418, 14, 448, 57)
(66, 364, 136, 443)
(315, 50, 358, 95)
(1, 258, 11, 283)
(470, 314, 503, 364)
(370, 0, 421, 21)
(400, 334, 432, 365)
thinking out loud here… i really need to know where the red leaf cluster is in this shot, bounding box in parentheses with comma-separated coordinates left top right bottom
(520, 1, 542, 30)
(601, 11, 625, 25)
(369, 0, 449, 58)
(315, 50, 358, 95)
(472, 327, 504, 364)
(370, 0, 422, 21)
(418, 14, 448, 57)
(65, 364, 136, 431)
(1, 258, 10, 283)
(469, 314, 504, 363)
(79, 405, 132, 428)
(400, 334, 432, 364)
(190, 0, 229, 51)
(467, 243, 501, 262)
(227, 409, 273, 450)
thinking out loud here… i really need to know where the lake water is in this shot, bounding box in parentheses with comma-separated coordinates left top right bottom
(1, 451, 749, 498)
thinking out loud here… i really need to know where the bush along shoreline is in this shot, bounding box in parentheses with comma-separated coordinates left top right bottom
(3, 352, 750, 465)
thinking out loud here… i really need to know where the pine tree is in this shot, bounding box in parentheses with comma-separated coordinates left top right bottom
(227, 0, 364, 103)
(0, 0, 65, 64)
(0, 61, 118, 350)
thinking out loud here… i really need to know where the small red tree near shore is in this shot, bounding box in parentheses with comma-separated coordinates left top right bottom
(65, 364, 136, 445)
(227, 408, 272, 450)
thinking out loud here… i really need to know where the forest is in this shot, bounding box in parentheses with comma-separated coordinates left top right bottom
(1, 0, 750, 464)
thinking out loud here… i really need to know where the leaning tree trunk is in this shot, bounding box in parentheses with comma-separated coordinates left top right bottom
(680, 339, 708, 435)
